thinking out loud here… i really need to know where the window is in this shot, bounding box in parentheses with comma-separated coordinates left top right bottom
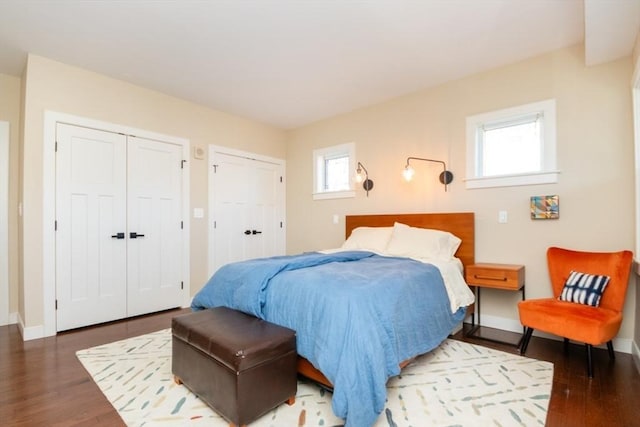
(466, 99, 559, 189)
(313, 142, 355, 200)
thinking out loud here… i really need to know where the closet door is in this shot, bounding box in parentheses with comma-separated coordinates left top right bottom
(55, 124, 127, 331)
(209, 151, 284, 275)
(126, 136, 183, 316)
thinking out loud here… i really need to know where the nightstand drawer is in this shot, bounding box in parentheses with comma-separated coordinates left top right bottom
(466, 263, 524, 290)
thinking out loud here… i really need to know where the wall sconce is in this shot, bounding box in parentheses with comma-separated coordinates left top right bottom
(355, 161, 374, 197)
(403, 156, 454, 191)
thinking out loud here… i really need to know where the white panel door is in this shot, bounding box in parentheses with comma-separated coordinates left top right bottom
(126, 136, 183, 316)
(55, 124, 127, 331)
(248, 161, 284, 260)
(209, 150, 285, 276)
(210, 152, 250, 273)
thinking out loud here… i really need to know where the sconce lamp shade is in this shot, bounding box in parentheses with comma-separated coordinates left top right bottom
(402, 164, 416, 181)
(403, 157, 453, 191)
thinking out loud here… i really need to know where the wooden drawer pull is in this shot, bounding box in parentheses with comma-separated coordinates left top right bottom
(474, 274, 507, 281)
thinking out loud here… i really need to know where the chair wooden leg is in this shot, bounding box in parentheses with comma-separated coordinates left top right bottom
(606, 341, 616, 360)
(520, 327, 534, 354)
(586, 344, 594, 378)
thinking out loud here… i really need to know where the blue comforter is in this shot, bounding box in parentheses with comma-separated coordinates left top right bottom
(192, 251, 465, 427)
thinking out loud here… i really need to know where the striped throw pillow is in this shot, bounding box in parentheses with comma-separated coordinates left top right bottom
(559, 270, 611, 307)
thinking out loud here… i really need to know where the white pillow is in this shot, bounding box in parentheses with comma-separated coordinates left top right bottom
(385, 222, 461, 260)
(341, 226, 393, 253)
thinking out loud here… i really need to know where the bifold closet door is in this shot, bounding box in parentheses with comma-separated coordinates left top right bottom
(126, 136, 183, 317)
(55, 124, 128, 331)
(56, 125, 184, 331)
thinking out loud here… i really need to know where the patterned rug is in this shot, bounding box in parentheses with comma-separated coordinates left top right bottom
(76, 329, 553, 427)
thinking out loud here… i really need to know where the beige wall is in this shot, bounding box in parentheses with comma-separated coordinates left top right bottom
(0, 73, 21, 318)
(286, 44, 637, 342)
(20, 54, 286, 329)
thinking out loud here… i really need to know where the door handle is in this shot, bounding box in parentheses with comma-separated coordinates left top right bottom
(129, 232, 145, 239)
(244, 230, 251, 235)
(111, 232, 125, 239)
(252, 230, 262, 235)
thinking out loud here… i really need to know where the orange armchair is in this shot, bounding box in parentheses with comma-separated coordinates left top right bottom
(518, 247, 633, 377)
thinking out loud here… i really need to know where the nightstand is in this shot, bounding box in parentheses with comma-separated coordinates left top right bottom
(465, 263, 525, 347)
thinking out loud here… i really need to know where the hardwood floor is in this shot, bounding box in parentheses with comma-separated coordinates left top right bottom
(0, 308, 191, 427)
(1, 310, 639, 426)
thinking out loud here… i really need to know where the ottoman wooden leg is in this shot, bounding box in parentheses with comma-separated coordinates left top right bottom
(286, 396, 295, 405)
(173, 375, 183, 385)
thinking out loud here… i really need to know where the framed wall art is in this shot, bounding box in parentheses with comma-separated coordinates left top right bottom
(530, 195, 559, 219)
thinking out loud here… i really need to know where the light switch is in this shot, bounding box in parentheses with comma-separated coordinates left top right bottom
(498, 210, 508, 224)
(332, 214, 339, 224)
(193, 208, 204, 219)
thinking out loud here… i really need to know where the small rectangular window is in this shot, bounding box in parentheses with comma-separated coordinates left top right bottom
(466, 99, 559, 189)
(323, 153, 350, 191)
(313, 143, 355, 200)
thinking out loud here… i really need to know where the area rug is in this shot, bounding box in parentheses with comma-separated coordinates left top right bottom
(76, 329, 553, 427)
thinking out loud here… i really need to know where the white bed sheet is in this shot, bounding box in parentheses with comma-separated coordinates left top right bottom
(319, 248, 475, 313)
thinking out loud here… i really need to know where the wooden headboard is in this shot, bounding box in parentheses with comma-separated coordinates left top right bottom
(345, 212, 475, 269)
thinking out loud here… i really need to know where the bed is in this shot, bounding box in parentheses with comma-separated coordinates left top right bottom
(191, 212, 475, 426)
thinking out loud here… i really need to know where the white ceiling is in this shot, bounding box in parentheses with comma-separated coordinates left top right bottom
(0, 0, 638, 129)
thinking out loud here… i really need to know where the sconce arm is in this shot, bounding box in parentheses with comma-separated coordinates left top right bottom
(404, 157, 453, 191)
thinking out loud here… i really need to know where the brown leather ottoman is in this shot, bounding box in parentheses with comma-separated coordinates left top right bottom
(172, 307, 297, 427)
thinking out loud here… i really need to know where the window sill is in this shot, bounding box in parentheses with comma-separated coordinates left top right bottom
(313, 190, 355, 200)
(465, 171, 560, 189)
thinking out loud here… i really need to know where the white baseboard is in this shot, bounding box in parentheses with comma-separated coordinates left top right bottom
(633, 340, 640, 375)
(472, 313, 524, 334)
(0, 311, 18, 326)
(17, 312, 45, 341)
(16, 303, 193, 342)
(471, 313, 633, 355)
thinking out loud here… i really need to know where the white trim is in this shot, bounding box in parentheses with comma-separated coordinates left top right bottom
(465, 170, 561, 189)
(312, 190, 356, 200)
(312, 142, 356, 199)
(208, 145, 284, 166)
(17, 311, 44, 341)
(631, 53, 640, 368)
(40, 111, 190, 340)
(466, 99, 557, 189)
(632, 55, 640, 265)
(474, 313, 524, 335)
(0, 121, 9, 326)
